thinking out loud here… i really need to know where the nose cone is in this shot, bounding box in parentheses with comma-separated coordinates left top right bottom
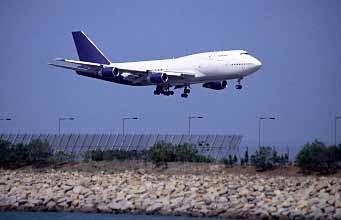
(253, 57, 262, 70)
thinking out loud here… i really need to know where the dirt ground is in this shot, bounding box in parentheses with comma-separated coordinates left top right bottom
(12, 161, 341, 178)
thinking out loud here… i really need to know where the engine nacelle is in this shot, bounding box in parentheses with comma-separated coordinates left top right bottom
(101, 67, 119, 77)
(148, 72, 168, 84)
(202, 80, 227, 90)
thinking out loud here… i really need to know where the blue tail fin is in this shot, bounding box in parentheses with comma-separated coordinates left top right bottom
(72, 31, 110, 65)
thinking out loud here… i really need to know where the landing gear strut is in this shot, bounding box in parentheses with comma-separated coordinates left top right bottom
(235, 78, 243, 90)
(181, 86, 190, 98)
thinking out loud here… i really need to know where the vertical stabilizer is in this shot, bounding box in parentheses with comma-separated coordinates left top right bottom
(72, 31, 110, 64)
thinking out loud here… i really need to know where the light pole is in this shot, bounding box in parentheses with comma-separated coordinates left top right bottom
(0, 118, 11, 133)
(58, 117, 74, 134)
(335, 116, 341, 146)
(122, 117, 138, 135)
(258, 116, 276, 147)
(0, 118, 11, 121)
(188, 116, 203, 135)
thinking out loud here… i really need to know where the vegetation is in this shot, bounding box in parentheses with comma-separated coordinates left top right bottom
(147, 142, 214, 167)
(84, 149, 147, 162)
(250, 146, 289, 171)
(222, 154, 238, 167)
(295, 140, 341, 174)
(1, 137, 341, 175)
(50, 151, 75, 162)
(0, 139, 52, 167)
(82, 142, 214, 167)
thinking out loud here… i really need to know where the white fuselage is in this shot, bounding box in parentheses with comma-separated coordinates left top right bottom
(112, 50, 262, 86)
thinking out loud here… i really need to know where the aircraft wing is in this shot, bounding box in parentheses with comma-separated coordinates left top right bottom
(49, 58, 196, 84)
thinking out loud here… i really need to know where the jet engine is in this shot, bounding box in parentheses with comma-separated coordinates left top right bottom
(101, 67, 119, 77)
(148, 72, 168, 84)
(202, 80, 227, 90)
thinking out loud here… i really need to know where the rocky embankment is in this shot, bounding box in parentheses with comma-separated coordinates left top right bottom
(0, 169, 340, 220)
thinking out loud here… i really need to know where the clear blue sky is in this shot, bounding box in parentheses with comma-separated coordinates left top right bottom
(0, 0, 340, 150)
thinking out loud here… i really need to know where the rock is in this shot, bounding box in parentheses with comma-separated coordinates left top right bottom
(336, 200, 341, 208)
(311, 208, 324, 219)
(0, 169, 340, 219)
(62, 185, 74, 193)
(324, 206, 335, 215)
(296, 200, 307, 209)
(146, 202, 162, 213)
(335, 208, 341, 220)
(281, 201, 292, 209)
(73, 186, 84, 194)
(97, 203, 111, 212)
(46, 201, 56, 210)
(79, 203, 96, 213)
(307, 197, 320, 206)
(30, 199, 42, 206)
(108, 200, 132, 211)
(238, 189, 250, 197)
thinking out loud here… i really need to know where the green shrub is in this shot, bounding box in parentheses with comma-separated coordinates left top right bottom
(84, 149, 147, 161)
(222, 154, 238, 167)
(26, 139, 52, 162)
(0, 138, 52, 167)
(9, 143, 30, 162)
(244, 147, 249, 165)
(146, 142, 213, 167)
(0, 139, 11, 163)
(50, 151, 75, 162)
(295, 140, 337, 174)
(251, 146, 278, 171)
(147, 142, 173, 167)
(84, 150, 104, 161)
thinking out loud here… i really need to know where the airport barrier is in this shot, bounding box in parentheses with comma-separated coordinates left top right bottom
(0, 134, 242, 160)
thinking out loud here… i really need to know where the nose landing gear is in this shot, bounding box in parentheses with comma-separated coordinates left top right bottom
(181, 86, 190, 98)
(235, 78, 243, 90)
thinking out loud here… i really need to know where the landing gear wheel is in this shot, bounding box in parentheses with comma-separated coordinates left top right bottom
(170, 91, 174, 95)
(235, 85, 242, 90)
(154, 90, 161, 95)
(182, 86, 190, 97)
(181, 93, 188, 98)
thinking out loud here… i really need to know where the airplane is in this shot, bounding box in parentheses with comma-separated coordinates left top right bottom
(49, 31, 262, 98)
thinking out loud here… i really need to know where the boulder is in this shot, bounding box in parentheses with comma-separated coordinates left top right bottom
(334, 208, 341, 220)
(46, 201, 56, 210)
(146, 202, 162, 213)
(72, 186, 85, 195)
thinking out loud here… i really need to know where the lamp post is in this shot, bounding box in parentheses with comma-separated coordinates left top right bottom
(0, 118, 11, 121)
(122, 117, 138, 135)
(258, 116, 276, 147)
(188, 116, 203, 135)
(58, 117, 74, 134)
(335, 116, 341, 146)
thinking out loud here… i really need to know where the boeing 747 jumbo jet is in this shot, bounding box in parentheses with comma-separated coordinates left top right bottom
(49, 31, 262, 98)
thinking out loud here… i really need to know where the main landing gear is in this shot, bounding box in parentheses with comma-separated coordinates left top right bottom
(154, 85, 191, 98)
(181, 86, 190, 98)
(154, 86, 174, 96)
(235, 78, 243, 90)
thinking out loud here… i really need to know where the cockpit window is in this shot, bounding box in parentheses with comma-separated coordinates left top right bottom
(240, 52, 248, 55)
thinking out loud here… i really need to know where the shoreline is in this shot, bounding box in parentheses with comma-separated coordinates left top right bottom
(0, 211, 228, 220)
(1, 165, 341, 220)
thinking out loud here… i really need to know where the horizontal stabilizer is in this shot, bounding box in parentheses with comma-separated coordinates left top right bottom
(48, 63, 94, 73)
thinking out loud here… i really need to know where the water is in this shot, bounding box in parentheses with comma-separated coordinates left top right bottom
(0, 212, 235, 220)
